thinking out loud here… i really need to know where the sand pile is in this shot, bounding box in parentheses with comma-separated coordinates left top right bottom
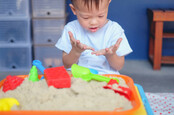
(0, 77, 132, 111)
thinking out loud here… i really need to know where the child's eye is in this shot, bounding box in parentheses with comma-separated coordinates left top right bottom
(83, 17, 89, 19)
(99, 15, 104, 18)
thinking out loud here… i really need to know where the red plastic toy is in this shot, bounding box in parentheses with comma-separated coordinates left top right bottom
(103, 79, 132, 100)
(44, 66, 71, 88)
(2, 75, 24, 93)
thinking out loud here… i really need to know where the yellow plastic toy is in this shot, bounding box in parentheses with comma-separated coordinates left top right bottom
(0, 98, 20, 111)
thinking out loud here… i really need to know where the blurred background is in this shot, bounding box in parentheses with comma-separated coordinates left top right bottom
(0, 0, 174, 92)
(67, 0, 174, 59)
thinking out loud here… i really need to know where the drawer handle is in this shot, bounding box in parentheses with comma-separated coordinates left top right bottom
(11, 65, 16, 69)
(47, 12, 51, 15)
(47, 39, 52, 42)
(48, 65, 53, 68)
(8, 37, 15, 43)
(8, 10, 13, 16)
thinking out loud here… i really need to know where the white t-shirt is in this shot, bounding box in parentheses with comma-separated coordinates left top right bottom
(55, 20, 133, 74)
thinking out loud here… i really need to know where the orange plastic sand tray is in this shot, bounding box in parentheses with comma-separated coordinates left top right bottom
(0, 74, 141, 115)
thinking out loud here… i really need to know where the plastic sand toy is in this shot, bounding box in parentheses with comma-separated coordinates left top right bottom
(2, 75, 24, 93)
(71, 64, 119, 83)
(32, 60, 45, 74)
(0, 98, 20, 111)
(44, 66, 71, 88)
(89, 68, 98, 74)
(33, 60, 71, 88)
(103, 79, 132, 100)
(29, 66, 39, 82)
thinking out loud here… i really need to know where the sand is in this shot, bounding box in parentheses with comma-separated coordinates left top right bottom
(0, 76, 132, 111)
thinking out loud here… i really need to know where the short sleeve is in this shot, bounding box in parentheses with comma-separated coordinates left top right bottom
(55, 25, 73, 54)
(108, 22, 133, 56)
(116, 32, 133, 56)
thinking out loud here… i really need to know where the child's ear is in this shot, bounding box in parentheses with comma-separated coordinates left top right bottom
(109, 0, 111, 3)
(69, 4, 77, 15)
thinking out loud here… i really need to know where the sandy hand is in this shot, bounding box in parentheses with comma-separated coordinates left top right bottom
(91, 38, 122, 56)
(68, 31, 94, 54)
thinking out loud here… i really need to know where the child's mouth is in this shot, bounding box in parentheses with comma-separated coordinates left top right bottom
(89, 27, 98, 32)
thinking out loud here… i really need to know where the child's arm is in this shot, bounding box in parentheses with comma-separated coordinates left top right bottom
(62, 31, 94, 68)
(92, 38, 124, 71)
(105, 53, 125, 71)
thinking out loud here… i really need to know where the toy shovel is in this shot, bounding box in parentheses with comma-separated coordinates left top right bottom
(103, 79, 132, 100)
(32, 60, 46, 74)
(32, 60, 46, 80)
(71, 64, 119, 83)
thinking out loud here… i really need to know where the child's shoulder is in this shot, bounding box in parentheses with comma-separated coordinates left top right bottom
(65, 20, 79, 28)
(64, 20, 82, 32)
(108, 20, 122, 28)
(107, 20, 124, 31)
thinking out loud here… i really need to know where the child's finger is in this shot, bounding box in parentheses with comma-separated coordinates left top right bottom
(91, 50, 105, 56)
(85, 46, 95, 51)
(76, 40, 83, 48)
(76, 40, 87, 50)
(105, 48, 109, 52)
(112, 38, 122, 51)
(68, 31, 76, 44)
(91, 51, 98, 55)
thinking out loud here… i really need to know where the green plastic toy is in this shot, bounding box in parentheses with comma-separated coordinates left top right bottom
(29, 66, 39, 82)
(71, 64, 119, 83)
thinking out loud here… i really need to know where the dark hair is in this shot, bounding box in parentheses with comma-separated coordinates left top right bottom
(71, 0, 102, 10)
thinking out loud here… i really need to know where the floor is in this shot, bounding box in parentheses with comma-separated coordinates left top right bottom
(120, 60, 174, 93)
(0, 60, 174, 93)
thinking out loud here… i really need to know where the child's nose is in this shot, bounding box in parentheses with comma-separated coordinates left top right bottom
(90, 18, 98, 25)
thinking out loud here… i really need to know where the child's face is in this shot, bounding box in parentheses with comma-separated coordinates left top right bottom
(70, 0, 111, 32)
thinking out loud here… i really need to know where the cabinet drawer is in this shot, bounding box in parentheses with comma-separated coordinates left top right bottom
(33, 19, 65, 45)
(34, 45, 63, 68)
(0, 44, 32, 71)
(32, 0, 66, 18)
(0, 19, 30, 44)
(0, 0, 29, 17)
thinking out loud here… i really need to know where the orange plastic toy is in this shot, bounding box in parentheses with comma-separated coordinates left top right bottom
(0, 74, 142, 115)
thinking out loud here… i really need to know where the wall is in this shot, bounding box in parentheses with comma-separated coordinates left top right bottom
(66, 0, 174, 60)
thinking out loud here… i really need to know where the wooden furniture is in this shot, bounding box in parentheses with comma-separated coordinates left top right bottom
(147, 9, 174, 70)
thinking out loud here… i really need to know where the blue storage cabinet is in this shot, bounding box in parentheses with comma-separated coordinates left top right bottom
(0, 44, 32, 71)
(0, 0, 29, 17)
(32, 0, 66, 68)
(0, 0, 32, 71)
(34, 45, 63, 68)
(32, 19, 65, 45)
(0, 18, 30, 44)
(32, 0, 66, 18)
